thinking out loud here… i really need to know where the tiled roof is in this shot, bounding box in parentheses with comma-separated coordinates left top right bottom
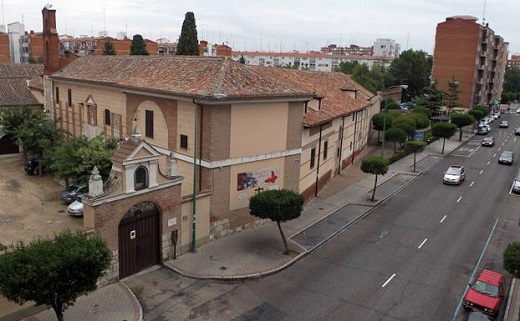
(51, 56, 314, 100)
(112, 135, 142, 167)
(0, 64, 43, 107)
(248, 66, 374, 127)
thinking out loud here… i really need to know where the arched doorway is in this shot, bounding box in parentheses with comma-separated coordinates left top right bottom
(0, 134, 19, 155)
(118, 202, 160, 279)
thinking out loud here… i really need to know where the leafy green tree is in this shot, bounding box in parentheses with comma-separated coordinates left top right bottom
(504, 242, 520, 278)
(412, 106, 432, 119)
(445, 78, 462, 115)
(392, 116, 417, 139)
(450, 113, 475, 141)
(413, 85, 444, 116)
(337, 61, 386, 94)
(130, 34, 149, 55)
(504, 67, 520, 93)
(382, 97, 400, 110)
(372, 112, 397, 142)
(361, 156, 389, 201)
(102, 41, 116, 55)
(249, 189, 304, 254)
(0, 230, 111, 321)
(404, 140, 427, 172)
(176, 11, 199, 56)
(336, 60, 361, 74)
(387, 49, 432, 99)
(385, 127, 407, 152)
(467, 109, 485, 124)
(0, 107, 63, 160)
(431, 122, 457, 154)
(49, 135, 118, 185)
(407, 112, 430, 129)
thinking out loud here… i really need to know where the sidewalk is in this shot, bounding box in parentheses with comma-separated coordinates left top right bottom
(10, 130, 503, 321)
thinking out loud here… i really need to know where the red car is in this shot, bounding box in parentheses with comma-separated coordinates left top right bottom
(463, 269, 506, 316)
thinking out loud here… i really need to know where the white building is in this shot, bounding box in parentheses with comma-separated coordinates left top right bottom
(373, 38, 400, 57)
(7, 22, 24, 63)
(232, 51, 394, 72)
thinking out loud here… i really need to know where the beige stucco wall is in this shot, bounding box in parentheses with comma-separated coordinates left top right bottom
(180, 194, 211, 252)
(230, 102, 288, 157)
(134, 100, 169, 148)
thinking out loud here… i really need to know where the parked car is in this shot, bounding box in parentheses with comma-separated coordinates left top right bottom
(481, 137, 495, 147)
(477, 127, 489, 135)
(498, 151, 514, 165)
(24, 158, 46, 175)
(463, 269, 506, 316)
(59, 183, 87, 204)
(515, 127, 520, 136)
(499, 120, 508, 128)
(443, 165, 466, 185)
(513, 168, 520, 194)
(67, 197, 84, 217)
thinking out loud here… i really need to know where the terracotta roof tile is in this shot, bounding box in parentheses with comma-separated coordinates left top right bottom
(112, 136, 141, 166)
(51, 56, 313, 100)
(0, 64, 43, 107)
(248, 66, 374, 126)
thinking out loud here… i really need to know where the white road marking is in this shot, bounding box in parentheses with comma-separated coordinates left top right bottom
(470, 181, 475, 187)
(493, 153, 497, 157)
(382, 273, 396, 288)
(418, 238, 428, 249)
(486, 161, 490, 165)
(457, 196, 462, 203)
(440, 215, 447, 223)
(498, 147, 502, 151)
(479, 170, 484, 175)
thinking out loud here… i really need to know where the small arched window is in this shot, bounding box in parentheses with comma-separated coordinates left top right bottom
(134, 166, 148, 191)
(104, 109, 111, 126)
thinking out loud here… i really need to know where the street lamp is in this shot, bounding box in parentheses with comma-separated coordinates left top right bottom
(190, 93, 227, 252)
(380, 85, 408, 158)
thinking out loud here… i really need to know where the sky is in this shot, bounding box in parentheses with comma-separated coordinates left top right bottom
(1, 0, 519, 55)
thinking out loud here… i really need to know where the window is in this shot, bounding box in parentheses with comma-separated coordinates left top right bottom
(55, 87, 60, 103)
(104, 109, 111, 126)
(180, 134, 188, 149)
(67, 89, 72, 107)
(145, 110, 154, 138)
(310, 148, 316, 169)
(134, 166, 148, 190)
(323, 141, 328, 159)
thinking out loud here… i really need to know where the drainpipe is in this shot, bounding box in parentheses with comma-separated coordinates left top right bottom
(315, 124, 323, 197)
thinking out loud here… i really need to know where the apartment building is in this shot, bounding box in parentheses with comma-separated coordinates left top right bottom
(59, 35, 158, 56)
(507, 55, 520, 69)
(232, 51, 394, 72)
(432, 15, 508, 109)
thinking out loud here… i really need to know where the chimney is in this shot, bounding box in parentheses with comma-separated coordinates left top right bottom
(42, 7, 60, 75)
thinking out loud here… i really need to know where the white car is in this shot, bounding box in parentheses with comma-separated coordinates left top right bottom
(443, 165, 466, 185)
(67, 198, 84, 217)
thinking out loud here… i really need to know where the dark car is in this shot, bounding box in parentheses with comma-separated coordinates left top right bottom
(498, 151, 514, 165)
(465, 311, 493, 321)
(24, 158, 46, 175)
(59, 183, 87, 204)
(463, 269, 506, 316)
(477, 127, 489, 135)
(481, 137, 495, 147)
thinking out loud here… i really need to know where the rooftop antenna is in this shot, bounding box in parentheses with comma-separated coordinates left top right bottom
(1, 0, 5, 28)
(482, 0, 487, 24)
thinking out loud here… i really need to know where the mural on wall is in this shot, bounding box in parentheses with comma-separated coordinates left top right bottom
(237, 168, 280, 191)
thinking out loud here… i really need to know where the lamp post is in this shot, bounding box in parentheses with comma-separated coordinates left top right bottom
(191, 93, 227, 252)
(380, 85, 408, 158)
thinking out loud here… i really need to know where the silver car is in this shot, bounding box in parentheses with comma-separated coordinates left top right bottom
(443, 165, 466, 185)
(513, 169, 520, 194)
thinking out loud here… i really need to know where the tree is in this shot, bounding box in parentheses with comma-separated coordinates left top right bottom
(337, 61, 386, 94)
(392, 116, 417, 139)
(384, 127, 407, 152)
(413, 85, 444, 116)
(361, 156, 389, 201)
(445, 78, 462, 115)
(387, 49, 433, 98)
(102, 41, 116, 55)
(412, 106, 432, 119)
(504, 242, 520, 278)
(49, 135, 118, 185)
(249, 189, 304, 254)
(0, 107, 63, 160)
(238, 55, 246, 64)
(0, 230, 111, 321)
(407, 112, 430, 129)
(381, 97, 400, 110)
(450, 113, 475, 141)
(130, 34, 149, 55)
(467, 108, 485, 124)
(176, 11, 199, 56)
(431, 122, 457, 154)
(372, 112, 397, 142)
(404, 140, 427, 172)
(504, 67, 520, 93)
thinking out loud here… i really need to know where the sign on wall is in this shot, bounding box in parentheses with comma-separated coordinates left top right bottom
(237, 168, 280, 191)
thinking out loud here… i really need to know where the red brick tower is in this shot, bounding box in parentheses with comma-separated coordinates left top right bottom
(42, 7, 60, 75)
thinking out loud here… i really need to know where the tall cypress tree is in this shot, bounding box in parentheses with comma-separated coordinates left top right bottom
(130, 34, 149, 55)
(176, 12, 199, 56)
